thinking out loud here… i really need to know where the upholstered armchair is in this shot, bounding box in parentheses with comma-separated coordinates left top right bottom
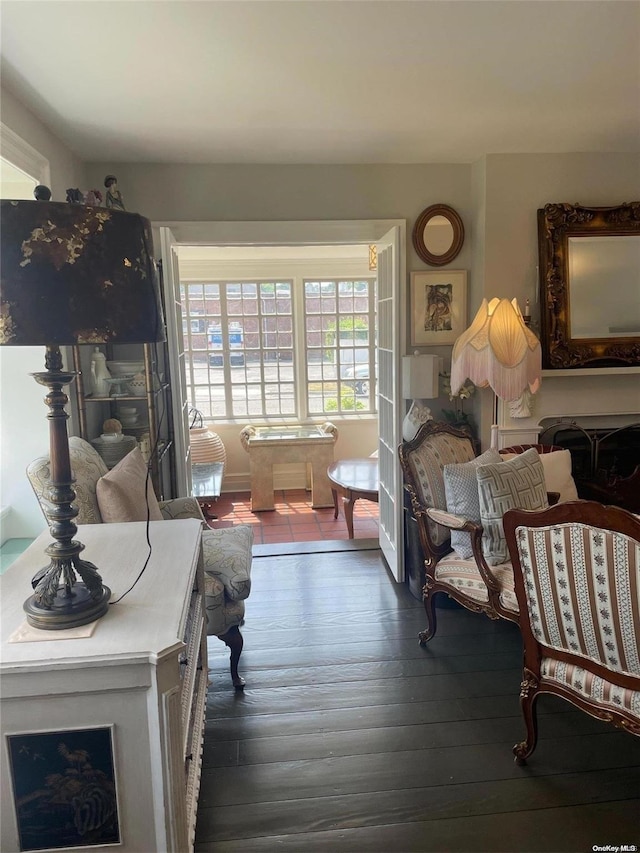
(503, 501, 640, 764)
(399, 422, 521, 643)
(27, 436, 252, 688)
(399, 423, 570, 644)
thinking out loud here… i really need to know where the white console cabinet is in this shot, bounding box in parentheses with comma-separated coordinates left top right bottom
(0, 519, 207, 853)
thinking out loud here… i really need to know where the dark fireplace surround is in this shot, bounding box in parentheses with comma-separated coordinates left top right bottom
(540, 421, 640, 512)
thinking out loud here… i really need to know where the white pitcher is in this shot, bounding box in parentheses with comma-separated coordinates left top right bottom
(90, 347, 111, 396)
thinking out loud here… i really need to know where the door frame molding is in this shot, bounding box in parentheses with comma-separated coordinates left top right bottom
(154, 219, 405, 248)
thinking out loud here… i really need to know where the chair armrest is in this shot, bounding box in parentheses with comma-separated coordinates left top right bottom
(425, 507, 479, 532)
(202, 525, 253, 601)
(404, 484, 458, 567)
(427, 509, 505, 594)
(159, 497, 205, 522)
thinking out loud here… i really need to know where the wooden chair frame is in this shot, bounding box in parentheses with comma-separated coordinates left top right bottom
(504, 501, 640, 764)
(399, 423, 562, 644)
(400, 423, 508, 643)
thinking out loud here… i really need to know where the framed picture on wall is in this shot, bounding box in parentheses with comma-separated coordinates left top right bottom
(410, 270, 467, 346)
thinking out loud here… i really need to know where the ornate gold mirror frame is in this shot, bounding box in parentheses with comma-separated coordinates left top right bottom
(538, 202, 640, 369)
(412, 204, 464, 266)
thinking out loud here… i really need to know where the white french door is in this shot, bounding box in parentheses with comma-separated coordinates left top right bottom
(159, 227, 192, 497)
(376, 226, 405, 581)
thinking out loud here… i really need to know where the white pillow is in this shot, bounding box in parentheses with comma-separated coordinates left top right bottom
(443, 449, 503, 559)
(501, 449, 578, 502)
(96, 447, 163, 523)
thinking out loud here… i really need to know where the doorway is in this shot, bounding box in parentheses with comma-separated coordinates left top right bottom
(156, 219, 407, 580)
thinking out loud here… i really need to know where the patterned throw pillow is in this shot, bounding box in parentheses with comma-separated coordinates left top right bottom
(500, 449, 578, 502)
(443, 449, 503, 559)
(477, 447, 548, 565)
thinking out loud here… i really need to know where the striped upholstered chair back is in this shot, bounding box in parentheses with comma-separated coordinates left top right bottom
(504, 501, 640, 764)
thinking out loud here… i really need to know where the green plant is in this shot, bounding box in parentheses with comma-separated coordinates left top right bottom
(325, 391, 365, 411)
(324, 316, 369, 353)
(440, 372, 475, 425)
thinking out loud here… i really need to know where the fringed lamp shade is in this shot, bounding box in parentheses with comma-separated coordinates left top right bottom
(450, 298, 541, 401)
(0, 201, 165, 346)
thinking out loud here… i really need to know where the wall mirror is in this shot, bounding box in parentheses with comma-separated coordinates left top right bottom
(412, 204, 464, 266)
(538, 202, 640, 369)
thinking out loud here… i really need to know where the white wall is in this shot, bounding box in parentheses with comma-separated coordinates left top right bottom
(0, 86, 86, 540)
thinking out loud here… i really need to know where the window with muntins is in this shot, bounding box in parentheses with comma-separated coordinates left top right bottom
(182, 277, 376, 421)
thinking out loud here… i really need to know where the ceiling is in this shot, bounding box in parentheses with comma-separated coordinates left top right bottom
(1, 1, 639, 165)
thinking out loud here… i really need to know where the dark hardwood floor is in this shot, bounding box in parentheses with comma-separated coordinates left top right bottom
(196, 545, 640, 853)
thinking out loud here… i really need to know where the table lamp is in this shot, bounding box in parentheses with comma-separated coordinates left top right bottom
(401, 353, 440, 441)
(449, 297, 541, 449)
(0, 199, 166, 630)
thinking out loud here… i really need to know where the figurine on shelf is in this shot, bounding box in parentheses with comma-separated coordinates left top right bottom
(104, 174, 126, 211)
(66, 188, 83, 204)
(33, 185, 52, 201)
(84, 188, 103, 206)
(89, 347, 111, 397)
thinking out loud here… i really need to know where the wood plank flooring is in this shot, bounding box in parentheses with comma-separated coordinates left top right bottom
(195, 546, 640, 853)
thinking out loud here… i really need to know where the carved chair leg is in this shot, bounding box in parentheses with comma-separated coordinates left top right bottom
(418, 585, 438, 645)
(513, 676, 539, 765)
(219, 625, 245, 690)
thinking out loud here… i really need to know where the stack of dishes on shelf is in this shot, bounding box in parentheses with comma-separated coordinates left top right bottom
(91, 433, 137, 469)
(118, 405, 139, 428)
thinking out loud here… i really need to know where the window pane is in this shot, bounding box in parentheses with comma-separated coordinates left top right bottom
(183, 279, 296, 420)
(181, 273, 375, 424)
(302, 277, 376, 418)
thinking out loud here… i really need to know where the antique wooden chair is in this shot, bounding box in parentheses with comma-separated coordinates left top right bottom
(399, 422, 519, 643)
(504, 501, 640, 764)
(399, 423, 567, 644)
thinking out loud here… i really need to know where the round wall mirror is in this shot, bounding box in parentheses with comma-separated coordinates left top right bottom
(412, 204, 464, 266)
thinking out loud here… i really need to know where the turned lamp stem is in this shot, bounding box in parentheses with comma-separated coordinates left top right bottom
(25, 345, 111, 628)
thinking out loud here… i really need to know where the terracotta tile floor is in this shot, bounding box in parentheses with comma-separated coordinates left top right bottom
(206, 489, 379, 545)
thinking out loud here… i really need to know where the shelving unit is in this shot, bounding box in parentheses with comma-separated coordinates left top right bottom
(71, 342, 176, 500)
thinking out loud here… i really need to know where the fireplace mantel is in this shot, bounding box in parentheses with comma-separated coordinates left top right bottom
(497, 367, 640, 448)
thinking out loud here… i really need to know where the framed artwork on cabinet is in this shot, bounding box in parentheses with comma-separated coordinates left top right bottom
(6, 725, 120, 850)
(410, 270, 467, 346)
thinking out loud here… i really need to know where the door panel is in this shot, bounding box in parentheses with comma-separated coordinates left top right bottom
(159, 227, 191, 497)
(376, 226, 404, 581)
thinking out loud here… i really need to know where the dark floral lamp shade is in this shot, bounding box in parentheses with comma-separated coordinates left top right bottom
(0, 199, 166, 631)
(0, 200, 165, 346)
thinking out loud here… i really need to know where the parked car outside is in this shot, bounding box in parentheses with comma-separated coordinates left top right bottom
(208, 323, 245, 366)
(342, 363, 370, 395)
